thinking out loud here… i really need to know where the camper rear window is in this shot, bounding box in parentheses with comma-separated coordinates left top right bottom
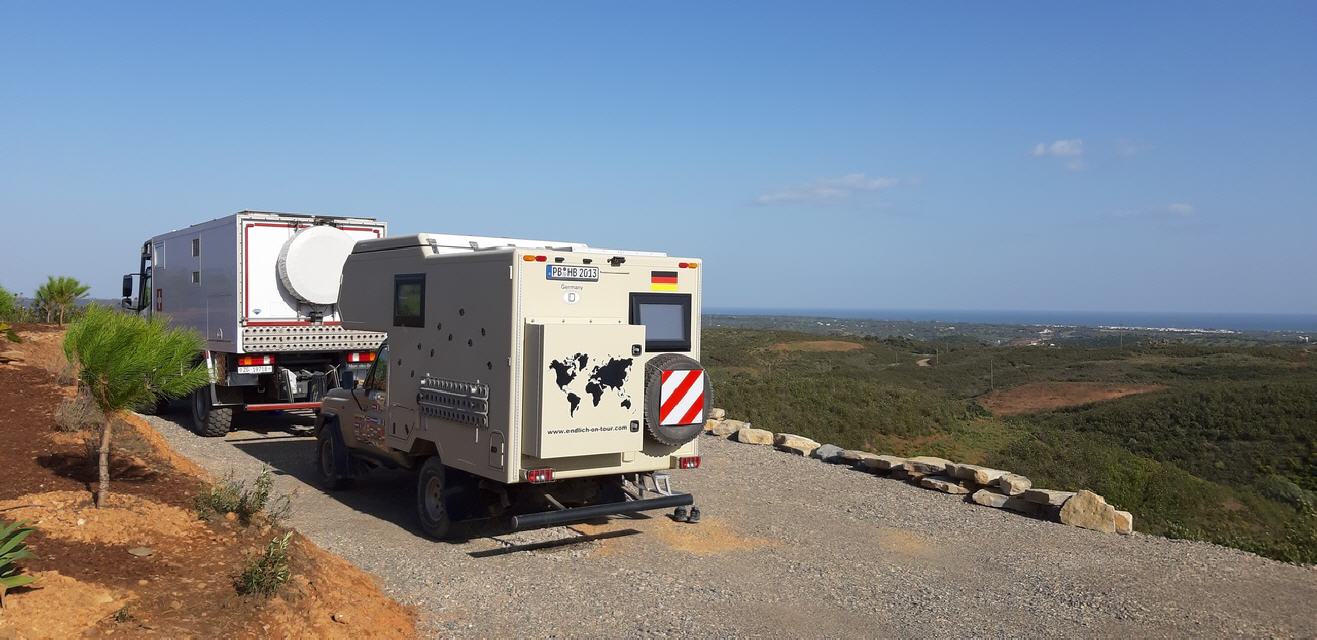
(629, 293, 692, 352)
(393, 274, 425, 327)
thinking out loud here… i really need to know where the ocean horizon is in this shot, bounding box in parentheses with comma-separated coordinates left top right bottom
(706, 307, 1317, 334)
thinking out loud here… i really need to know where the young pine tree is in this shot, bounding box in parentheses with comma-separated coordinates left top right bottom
(63, 305, 210, 507)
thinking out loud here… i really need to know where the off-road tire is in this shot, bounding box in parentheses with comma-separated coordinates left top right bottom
(642, 353, 711, 447)
(138, 397, 170, 416)
(190, 387, 232, 437)
(316, 420, 354, 490)
(415, 456, 453, 540)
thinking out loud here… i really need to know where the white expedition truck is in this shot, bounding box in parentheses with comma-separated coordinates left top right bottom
(122, 211, 388, 436)
(315, 233, 709, 537)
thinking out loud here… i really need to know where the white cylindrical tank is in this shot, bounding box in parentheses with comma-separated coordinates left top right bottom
(276, 225, 358, 305)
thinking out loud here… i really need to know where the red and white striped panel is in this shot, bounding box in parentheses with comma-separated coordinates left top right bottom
(659, 369, 705, 426)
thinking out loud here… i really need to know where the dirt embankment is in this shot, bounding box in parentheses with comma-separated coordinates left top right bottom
(0, 326, 416, 639)
(978, 382, 1165, 416)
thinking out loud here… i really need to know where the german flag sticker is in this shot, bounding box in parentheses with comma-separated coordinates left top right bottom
(650, 270, 678, 291)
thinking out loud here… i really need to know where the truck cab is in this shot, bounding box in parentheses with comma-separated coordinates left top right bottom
(316, 233, 708, 537)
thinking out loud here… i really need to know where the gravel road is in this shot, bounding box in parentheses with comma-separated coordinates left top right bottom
(143, 412, 1316, 638)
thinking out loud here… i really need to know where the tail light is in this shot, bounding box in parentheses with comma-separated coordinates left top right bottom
(526, 468, 554, 484)
(237, 354, 274, 367)
(346, 351, 376, 363)
(678, 456, 701, 470)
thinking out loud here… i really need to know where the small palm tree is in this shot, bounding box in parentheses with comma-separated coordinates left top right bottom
(64, 305, 210, 507)
(35, 276, 90, 325)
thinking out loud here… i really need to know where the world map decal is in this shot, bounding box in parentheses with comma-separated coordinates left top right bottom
(548, 353, 634, 417)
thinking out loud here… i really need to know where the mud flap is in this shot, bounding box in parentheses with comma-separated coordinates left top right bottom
(324, 420, 353, 479)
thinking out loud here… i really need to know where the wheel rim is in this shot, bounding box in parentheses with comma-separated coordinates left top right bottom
(422, 475, 445, 522)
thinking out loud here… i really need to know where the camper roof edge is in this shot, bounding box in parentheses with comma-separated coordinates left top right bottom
(352, 233, 667, 257)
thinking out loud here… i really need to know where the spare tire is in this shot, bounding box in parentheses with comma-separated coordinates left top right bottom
(642, 353, 711, 447)
(276, 225, 358, 305)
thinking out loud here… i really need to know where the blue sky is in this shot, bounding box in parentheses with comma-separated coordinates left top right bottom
(2, 2, 1315, 314)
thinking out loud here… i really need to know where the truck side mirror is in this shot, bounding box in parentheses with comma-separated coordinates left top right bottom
(340, 369, 356, 390)
(122, 274, 134, 298)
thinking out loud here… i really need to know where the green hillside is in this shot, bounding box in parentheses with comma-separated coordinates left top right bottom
(703, 328, 1317, 563)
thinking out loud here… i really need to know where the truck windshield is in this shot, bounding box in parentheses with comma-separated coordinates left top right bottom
(366, 344, 390, 391)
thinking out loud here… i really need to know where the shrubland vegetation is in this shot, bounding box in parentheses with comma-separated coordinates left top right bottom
(705, 328, 1316, 563)
(236, 532, 294, 597)
(195, 468, 293, 526)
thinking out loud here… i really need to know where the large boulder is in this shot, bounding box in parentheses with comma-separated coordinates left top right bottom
(709, 407, 727, 420)
(946, 463, 1008, 485)
(970, 489, 1041, 515)
(811, 444, 846, 463)
(1022, 489, 1076, 506)
(918, 476, 970, 495)
(856, 455, 906, 474)
(703, 419, 720, 432)
(903, 456, 952, 475)
(839, 450, 879, 465)
(1113, 510, 1134, 535)
(709, 419, 747, 437)
(734, 427, 774, 445)
(774, 433, 821, 456)
(1058, 490, 1118, 533)
(995, 473, 1032, 495)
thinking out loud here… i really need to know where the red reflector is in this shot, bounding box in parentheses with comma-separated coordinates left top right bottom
(678, 262, 689, 268)
(678, 456, 701, 470)
(534, 255, 547, 262)
(237, 354, 273, 366)
(527, 468, 554, 483)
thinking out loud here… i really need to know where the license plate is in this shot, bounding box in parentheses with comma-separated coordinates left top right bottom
(237, 365, 273, 374)
(545, 265, 600, 282)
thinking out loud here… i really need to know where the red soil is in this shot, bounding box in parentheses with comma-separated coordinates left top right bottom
(978, 382, 1165, 416)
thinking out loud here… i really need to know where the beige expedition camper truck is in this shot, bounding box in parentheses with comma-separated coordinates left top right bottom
(316, 233, 709, 538)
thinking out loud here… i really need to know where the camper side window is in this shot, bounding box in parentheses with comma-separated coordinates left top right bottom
(393, 274, 425, 327)
(629, 293, 692, 352)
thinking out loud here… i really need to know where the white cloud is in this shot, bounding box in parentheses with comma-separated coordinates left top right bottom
(755, 173, 907, 205)
(1032, 138, 1085, 170)
(1032, 139, 1084, 158)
